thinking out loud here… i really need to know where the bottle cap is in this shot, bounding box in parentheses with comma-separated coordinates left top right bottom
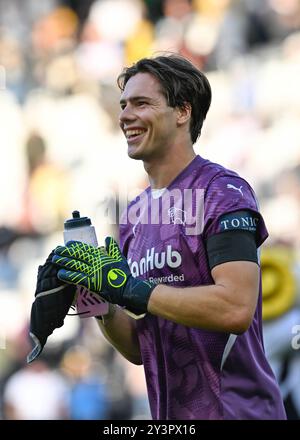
(64, 211, 92, 229)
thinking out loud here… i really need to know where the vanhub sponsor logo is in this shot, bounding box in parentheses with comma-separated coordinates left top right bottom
(128, 245, 182, 277)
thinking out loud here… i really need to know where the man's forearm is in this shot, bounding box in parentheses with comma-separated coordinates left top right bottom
(95, 305, 142, 365)
(148, 261, 259, 334)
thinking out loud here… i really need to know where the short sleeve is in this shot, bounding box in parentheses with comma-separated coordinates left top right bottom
(203, 174, 268, 247)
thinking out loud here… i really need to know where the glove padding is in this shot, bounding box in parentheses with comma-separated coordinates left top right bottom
(27, 251, 76, 363)
(52, 237, 157, 314)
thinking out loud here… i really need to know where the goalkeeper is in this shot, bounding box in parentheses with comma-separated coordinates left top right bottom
(33, 54, 286, 420)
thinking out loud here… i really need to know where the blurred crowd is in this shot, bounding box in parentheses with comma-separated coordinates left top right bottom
(0, 0, 300, 420)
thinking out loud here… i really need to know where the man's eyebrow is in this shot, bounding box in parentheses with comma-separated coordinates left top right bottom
(119, 96, 152, 104)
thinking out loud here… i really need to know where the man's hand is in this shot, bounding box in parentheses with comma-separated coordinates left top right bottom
(52, 237, 157, 314)
(27, 251, 76, 363)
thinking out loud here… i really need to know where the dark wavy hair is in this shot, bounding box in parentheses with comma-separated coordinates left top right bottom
(117, 54, 212, 144)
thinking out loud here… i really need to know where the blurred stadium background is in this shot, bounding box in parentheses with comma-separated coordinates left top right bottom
(0, 0, 300, 420)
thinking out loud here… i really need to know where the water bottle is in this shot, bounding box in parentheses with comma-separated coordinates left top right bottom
(64, 210, 98, 247)
(63, 211, 109, 318)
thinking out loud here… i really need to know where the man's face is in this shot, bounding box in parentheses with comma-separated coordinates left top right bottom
(119, 72, 178, 161)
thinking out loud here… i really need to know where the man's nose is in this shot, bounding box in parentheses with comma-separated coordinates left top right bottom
(119, 105, 136, 124)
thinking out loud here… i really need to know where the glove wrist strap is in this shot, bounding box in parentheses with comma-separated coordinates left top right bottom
(124, 277, 157, 313)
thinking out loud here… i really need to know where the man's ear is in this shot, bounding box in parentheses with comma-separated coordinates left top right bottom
(176, 102, 192, 126)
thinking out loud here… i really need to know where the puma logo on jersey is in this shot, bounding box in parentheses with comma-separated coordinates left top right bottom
(227, 183, 243, 196)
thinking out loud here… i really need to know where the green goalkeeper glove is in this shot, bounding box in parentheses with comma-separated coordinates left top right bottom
(52, 237, 157, 314)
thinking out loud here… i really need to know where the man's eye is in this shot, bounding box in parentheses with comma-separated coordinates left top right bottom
(137, 101, 146, 106)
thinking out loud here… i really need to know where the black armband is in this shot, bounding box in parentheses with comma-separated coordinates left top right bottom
(206, 230, 258, 270)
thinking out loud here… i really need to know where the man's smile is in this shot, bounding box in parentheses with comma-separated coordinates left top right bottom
(125, 127, 148, 143)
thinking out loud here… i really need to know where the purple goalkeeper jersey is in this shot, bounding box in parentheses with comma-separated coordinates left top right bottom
(119, 155, 286, 420)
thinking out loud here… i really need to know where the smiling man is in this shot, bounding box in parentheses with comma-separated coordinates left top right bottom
(119, 72, 186, 163)
(50, 55, 286, 420)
